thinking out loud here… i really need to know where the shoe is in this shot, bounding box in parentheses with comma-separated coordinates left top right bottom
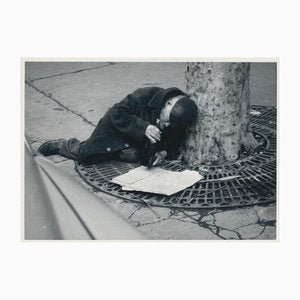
(38, 139, 66, 156)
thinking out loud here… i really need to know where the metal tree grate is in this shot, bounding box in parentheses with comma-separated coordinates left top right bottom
(75, 105, 277, 209)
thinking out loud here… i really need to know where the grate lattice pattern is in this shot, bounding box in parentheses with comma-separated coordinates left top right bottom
(75, 106, 276, 209)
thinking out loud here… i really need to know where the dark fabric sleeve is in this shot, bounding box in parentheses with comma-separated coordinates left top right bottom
(156, 128, 185, 160)
(109, 88, 158, 141)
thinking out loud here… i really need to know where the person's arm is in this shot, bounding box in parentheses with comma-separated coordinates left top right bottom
(152, 150, 168, 167)
(110, 87, 160, 141)
(141, 128, 185, 167)
(148, 129, 184, 167)
(155, 128, 186, 160)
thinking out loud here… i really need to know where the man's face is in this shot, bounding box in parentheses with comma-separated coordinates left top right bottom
(158, 96, 182, 130)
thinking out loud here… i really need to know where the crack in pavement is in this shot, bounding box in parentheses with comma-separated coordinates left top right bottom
(127, 203, 166, 224)
(129, 207, 241, 239)
(26, 62, 117, 83)
(25, 63, 118, 127)
(132, 205, 275, 240)
(251, 206, 276, 238)
(171, 209, 242, 240)
(26, 80, 97, 127)
(208, 213, 243, 239)
(128, 205, 143, 220)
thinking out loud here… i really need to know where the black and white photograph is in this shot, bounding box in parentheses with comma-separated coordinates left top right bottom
(24, 60, 277, 240)
(4, 1, 300, 299)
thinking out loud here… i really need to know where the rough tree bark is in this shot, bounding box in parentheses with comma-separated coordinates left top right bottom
(182, 62, 258, 166)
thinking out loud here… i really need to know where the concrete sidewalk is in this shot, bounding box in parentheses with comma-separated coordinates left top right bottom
(24, 62, 277, 240)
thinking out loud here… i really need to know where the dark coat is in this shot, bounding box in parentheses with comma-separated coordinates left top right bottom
(77, 87, 187, 162)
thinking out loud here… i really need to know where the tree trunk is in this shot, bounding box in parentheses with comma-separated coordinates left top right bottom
(182, 62, 258, 166)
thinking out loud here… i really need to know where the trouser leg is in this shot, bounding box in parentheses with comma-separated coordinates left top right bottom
(60, 138, 118, 164)
(58, 139, 140, 164)
(58, 138, 81, 160)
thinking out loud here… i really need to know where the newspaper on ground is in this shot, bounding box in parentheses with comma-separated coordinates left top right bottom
(112, 166, 203, 196)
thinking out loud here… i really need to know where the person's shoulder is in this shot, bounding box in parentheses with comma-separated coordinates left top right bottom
(129, 86, 164, 101)
(133, 86, 163, 94)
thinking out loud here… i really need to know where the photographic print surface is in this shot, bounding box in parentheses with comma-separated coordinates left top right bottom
(24, 61, 277, 240)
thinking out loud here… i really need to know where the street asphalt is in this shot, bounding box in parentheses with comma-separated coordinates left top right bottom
(24, 61, 277, 240)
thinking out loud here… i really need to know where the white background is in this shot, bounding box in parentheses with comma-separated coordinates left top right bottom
(1, 0, 299, 299)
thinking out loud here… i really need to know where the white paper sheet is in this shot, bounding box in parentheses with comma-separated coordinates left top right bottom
(112, 166, 203, 196)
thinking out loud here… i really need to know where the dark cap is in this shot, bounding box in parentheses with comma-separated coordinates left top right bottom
(169, 96, 198, 129)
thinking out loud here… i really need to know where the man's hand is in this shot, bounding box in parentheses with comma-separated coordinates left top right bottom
(145, 125, 161, 144)
(152, 150, 167, 167)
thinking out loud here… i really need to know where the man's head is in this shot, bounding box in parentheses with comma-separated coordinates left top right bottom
(158, 95, 198, 130)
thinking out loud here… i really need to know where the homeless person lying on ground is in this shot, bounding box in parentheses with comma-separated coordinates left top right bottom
(38, 87, 198, 167)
